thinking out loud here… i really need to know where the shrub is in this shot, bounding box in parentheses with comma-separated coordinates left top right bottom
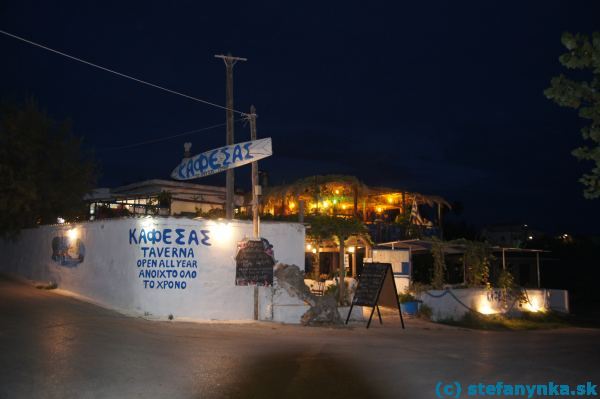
(324, 279, 352, 306)
(417, 303, 432, 320)
(398, 292, 417, 303)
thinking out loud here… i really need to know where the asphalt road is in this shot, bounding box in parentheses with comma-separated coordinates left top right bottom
(1, 276, 599, 399)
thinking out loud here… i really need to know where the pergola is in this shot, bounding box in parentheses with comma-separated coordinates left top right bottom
(378, 239, 549, 288)
(261, 175, 450, 224)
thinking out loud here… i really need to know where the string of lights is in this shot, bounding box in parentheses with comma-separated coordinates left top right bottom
(0, 29, 247, 116)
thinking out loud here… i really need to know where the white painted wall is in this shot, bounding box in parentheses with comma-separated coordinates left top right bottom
(372, 249, 411, 293)
(0, 218, 305, 322)
(419, 288, 569, 321)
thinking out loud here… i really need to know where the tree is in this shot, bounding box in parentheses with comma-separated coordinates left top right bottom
(452, 239, 492, 287)
(307, 215, 368, 305)
(430, 238, 446, 289)
(545, 32, 600, 199)
(0, 100, 96, 237)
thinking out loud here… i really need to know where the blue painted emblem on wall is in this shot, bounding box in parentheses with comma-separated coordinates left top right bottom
(51, 235, 85, 267)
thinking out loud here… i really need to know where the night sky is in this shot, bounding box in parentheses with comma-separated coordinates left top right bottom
(1, 1, 599, 234)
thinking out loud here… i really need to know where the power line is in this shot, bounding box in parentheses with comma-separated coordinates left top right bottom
(96, 120, 241, 151)
(0, 29, 247, 116)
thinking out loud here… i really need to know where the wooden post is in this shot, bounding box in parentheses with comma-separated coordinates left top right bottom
(438, 202, 444, 240)
(338, 237, 346, 305)
(362, 199, 367, 222)
(249, 105, 259, 238)
(353, 184, 359, 218)
(249, 105, 260, 321)
(315, 241, 321, 277)
(298, 200, 305, 223)
(214, 53, 247, 219)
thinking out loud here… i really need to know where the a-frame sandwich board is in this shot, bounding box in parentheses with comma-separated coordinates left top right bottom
(345, 262, 405, 329)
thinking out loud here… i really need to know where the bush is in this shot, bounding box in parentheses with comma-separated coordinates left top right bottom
(439, 310, 568, 330)
(324, 280, 352, 306)
(417, 303, 432, 320)
(398, 292, 417, 303)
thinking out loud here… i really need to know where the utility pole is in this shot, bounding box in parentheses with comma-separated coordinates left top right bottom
(214, 53, 247, 219)
(249, 105, 260, 238)
(248, 105, 261, 321)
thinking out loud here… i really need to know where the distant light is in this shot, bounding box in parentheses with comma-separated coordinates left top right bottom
(57, 217, 65, 224)
(335, 189, 340, 195)
(289, 202, 296, 210)
(528, 235, 534, 240)
(311, 248, 317, 254)
(341, 204, 347, 210)
(376, 207, 383, 213)
(306, 243, 312, 251)
(348, 246, 355, 253)
(387, 196, 393, 204)
(322, 201, 330, 209)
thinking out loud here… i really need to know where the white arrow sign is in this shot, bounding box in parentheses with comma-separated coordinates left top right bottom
(171, 138, 272, 180)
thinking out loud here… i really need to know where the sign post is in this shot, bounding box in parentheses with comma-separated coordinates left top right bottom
(346, 262, 405, 329)
(172, 136, 273, 321)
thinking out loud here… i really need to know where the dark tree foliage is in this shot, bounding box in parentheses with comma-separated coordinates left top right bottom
(307, 215, 368, 304)
(0, 100, 96, 237)
(545, 32, 600, 199)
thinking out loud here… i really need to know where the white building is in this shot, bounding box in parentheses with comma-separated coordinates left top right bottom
(85, 179, 244, 219)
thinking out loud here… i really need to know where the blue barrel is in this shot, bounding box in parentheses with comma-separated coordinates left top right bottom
(401, 301, 419, 316)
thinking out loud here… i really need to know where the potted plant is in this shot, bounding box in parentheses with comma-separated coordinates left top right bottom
(399, 291, 420, 316)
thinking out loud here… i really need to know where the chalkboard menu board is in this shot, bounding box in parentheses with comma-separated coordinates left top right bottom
(352, 263, 389, 307)
(235, 238, 274, 286)
(347, 262, 405, 329)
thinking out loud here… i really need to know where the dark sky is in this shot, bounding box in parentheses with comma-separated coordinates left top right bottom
(1, 1, 599, 234)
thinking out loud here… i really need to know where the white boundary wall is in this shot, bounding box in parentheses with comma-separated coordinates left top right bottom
(419, 288, 569, 321)
(0, 218, 305, 322)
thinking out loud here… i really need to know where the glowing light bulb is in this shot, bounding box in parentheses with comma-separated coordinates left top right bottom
(210, 222, 232, 244)
(306, 243, 312, 251)
(289, 202, 296, 210)
(67, 228, 78, 242)
(311, 248, 317, 254)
